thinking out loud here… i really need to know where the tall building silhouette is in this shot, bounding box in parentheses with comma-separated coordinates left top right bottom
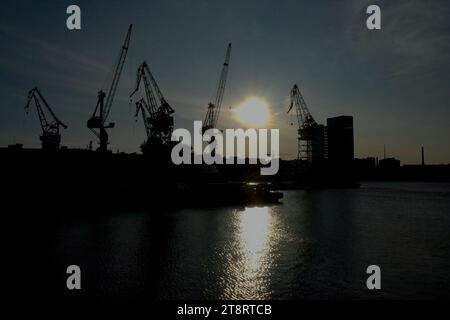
(326, 116, 354, 168)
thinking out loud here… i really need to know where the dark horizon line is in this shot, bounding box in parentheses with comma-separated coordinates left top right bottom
(1, 144, 449, 166)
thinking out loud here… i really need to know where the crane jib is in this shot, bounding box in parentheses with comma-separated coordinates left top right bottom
(202, 43, 232, 132)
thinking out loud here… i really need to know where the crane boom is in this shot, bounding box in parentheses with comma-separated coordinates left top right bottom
(25, 87, 67, 150)
(203, 43, 231, 132)
(130, 61, 174, 115)
(26, 87, 67, 130)
(288, 84, 317, 130)
(103, 24, 133, 122)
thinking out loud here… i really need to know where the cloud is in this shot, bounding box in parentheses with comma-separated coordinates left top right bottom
(0, 22, 111, 94)
(346, 0, 450, 79)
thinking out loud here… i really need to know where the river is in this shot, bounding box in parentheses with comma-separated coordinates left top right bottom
(13, 182, 450, 299)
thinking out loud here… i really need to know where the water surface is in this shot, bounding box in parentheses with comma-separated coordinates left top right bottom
(14, 182, 450, 299)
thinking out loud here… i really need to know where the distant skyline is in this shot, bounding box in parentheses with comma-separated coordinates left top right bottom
(0, 0, 449, 164)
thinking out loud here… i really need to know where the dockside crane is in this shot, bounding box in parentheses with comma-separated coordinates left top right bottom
(202, 43, 231, 133)
(130, 61, 174, 151)
(25, 87, 67, 150)
(87, 24, 132, 152)
(287, 84, 319, 163)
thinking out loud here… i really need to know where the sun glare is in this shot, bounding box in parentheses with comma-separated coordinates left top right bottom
(234, 97, 270, 127)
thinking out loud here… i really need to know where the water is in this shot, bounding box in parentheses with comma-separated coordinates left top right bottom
(13, 182, 450, 299)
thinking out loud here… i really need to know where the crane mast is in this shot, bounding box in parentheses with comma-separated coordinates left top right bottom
(287, 84, 319, 163)
(203, 43, 231, 133)
(87, 24, 133, 152)
(25, 87, 67, 150)
(130, 61, 174, 151)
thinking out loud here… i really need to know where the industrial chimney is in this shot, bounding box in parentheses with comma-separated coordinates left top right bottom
(421, 146, 425, 166)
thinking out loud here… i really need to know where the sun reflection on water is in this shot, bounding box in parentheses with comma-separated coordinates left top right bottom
(220, 206, 280, 299)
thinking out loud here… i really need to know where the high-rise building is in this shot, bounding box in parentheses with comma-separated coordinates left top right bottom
(311, 124, 326, 165)
(326, 116, 354, 168)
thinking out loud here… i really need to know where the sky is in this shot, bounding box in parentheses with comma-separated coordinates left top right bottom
(0, 0, 449, 164)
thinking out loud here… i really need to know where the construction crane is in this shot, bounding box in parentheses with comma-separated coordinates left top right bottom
(25, 87, 67, 150)
(87, 24, 132, 152)
(130, 61, 174, 151)
(202, 43, 231, 133)
(287, 84, 319, 163)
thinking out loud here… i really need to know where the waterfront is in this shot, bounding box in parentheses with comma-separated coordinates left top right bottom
(13, 182, 450, 299)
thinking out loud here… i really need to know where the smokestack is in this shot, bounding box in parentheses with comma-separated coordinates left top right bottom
(421, 146, 425, 166)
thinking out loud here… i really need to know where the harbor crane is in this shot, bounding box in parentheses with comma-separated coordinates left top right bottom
(25, 87, 67, 150)
(287, 84, 320, 163)
(87, 24, 132, 152)
(130, 61, 174, 152)
(202, 43, 231, 133)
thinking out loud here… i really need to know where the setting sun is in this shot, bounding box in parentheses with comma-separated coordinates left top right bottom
(234, 97, 270, 127)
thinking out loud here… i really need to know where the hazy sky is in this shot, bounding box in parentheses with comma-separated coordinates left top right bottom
(0, 0, 449, 164)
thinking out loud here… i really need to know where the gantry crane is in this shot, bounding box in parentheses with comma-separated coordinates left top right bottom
(25, 87, 68, 150)
(87, 24, 132, 152)
(287, 84, 320, 163)
(130, 61, 174, 152)
(202, 43, 231, 133)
